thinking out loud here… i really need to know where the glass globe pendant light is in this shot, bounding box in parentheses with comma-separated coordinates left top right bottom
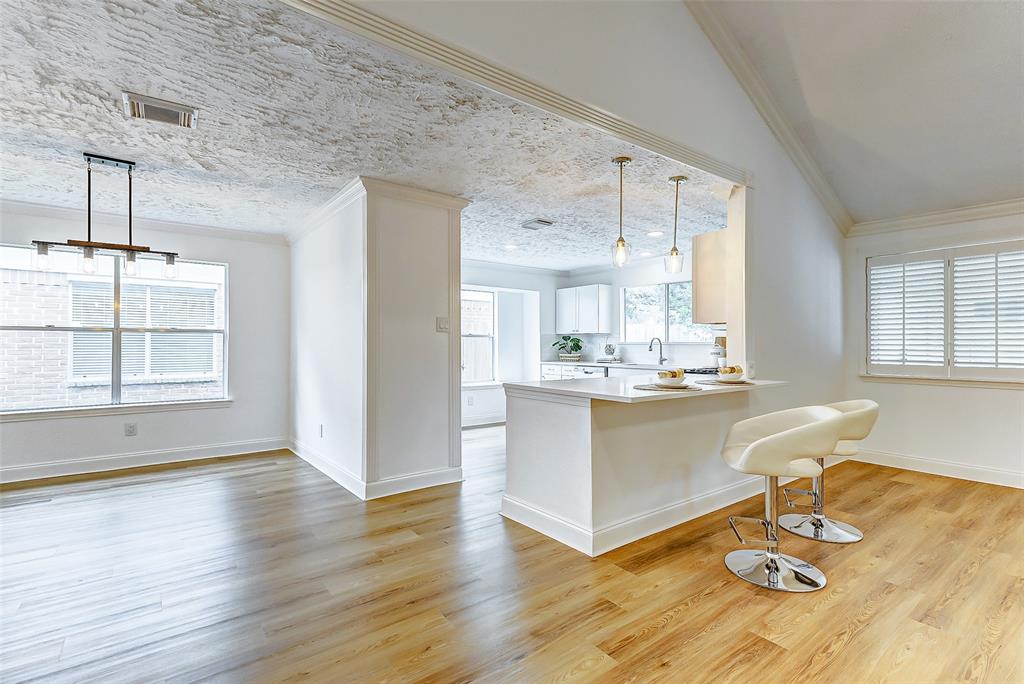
(123, 250, 138, 276)
(664, 175, 688, 273)
(610, 156, 632, 268)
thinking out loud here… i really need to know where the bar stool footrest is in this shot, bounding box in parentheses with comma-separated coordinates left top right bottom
(728, 515, 776, 547)
(783, 487, 820, 509)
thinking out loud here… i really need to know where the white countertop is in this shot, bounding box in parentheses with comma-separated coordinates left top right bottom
(504, 375, 784, 404)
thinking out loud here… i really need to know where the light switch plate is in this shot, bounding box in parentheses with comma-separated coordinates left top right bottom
(436, 316, 450, 333)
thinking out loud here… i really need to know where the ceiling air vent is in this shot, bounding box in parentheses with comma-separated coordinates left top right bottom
(121, 91, 198, 128)
(521, 218, 555, 231)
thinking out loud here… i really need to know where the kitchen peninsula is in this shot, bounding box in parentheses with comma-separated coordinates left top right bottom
(501, 374, 782, 556)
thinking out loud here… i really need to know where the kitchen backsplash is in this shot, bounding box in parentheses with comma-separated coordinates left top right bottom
(541, 333, 714, 367)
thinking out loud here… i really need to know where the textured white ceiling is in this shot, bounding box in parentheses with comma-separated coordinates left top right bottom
(709, 0, 1024, 223)
(0, 0, 729, 270)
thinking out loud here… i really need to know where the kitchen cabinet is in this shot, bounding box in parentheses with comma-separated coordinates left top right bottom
(540, 363, 608, 380)
(555, 284, 612, 334)
(692, 230, 727, 325)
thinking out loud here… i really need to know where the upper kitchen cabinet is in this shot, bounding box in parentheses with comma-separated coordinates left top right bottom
(556, 284, 612, 334)
(692, 230, 728, 325)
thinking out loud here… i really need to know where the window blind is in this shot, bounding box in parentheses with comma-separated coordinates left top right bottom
(866, 239, 1024, 381)
(951, 247, 1024, 376)
(867, 258, 945, 373)
(71, 281, 219, 382)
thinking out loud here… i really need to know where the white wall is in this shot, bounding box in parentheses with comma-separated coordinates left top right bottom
(844, 214, 1024, 487)
(0, 202, 291, 480)
(461, 264, 545, 426)
(291, 188, 367, 483)
(462, 259, 564, 336)
(362, 0, 846, 420)
(291, 179, 466, 497)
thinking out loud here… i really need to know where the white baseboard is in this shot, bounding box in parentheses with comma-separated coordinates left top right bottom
(292, 440, 463, 500)
(592, 473, 796, 556)
(364, 467, 463, 499)
(462, 413, 505, 428)
(291, 439, 368, 499)
(501, 494, 596, 555)
(855, 449, 1023, 489)
(500, 462, 853, 557)
(0, 438, 291, 483)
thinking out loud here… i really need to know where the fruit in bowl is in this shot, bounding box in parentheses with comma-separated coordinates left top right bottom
(718, 365, 745, 381)
(657, 368, 688, 386)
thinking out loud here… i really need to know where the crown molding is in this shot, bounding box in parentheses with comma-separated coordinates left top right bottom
(287, 176, 367, 243)
(278, 0, 751, 188)
(0, 199, 289, 245)
(288, 176, 470, 244)
(684, 1, 853, 235)
(359, 177, 470, 211)
(847, 198, 1024, 238)
(462, 258, 569, 279)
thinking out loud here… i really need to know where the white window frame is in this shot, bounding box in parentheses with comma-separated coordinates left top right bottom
(460, 288, 497, 385)
(619, 281, 713, 345)
(0, 245, 229, 412)
(865, 239, 1024, 383)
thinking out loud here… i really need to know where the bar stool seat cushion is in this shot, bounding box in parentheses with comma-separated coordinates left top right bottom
(722, 405, 842, 477)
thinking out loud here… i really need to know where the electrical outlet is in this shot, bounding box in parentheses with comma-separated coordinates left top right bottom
(467, 395, 475, 406)
(436, 316, 449, 333)
(124, 422, 138, 437)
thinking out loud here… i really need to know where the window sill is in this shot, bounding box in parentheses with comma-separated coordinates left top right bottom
(0, 398, 234, 423)
(858, 374, 1023, 391)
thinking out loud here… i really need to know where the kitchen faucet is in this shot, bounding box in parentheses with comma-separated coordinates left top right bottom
(648, 337, 668, 365)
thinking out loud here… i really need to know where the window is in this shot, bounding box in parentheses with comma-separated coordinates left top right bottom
(0, 244, 227, 412)
(866, 240, 1023, 381)
(621, 282, 713, 344)
(461, 289, 495, 383)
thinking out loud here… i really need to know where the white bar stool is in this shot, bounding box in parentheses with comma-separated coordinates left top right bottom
(721, 405, 843, 592)
(779, 399, 879, 544)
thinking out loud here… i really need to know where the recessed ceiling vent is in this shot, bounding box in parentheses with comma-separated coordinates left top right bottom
(121, 91, 198, 128)
(521, 218, 555, 231)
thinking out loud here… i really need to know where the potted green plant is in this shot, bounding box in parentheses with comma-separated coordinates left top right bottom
(553, 335, 584, 362)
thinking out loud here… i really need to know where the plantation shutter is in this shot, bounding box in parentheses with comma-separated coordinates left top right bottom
(950, 242, 1024, 379)
(866, 255, 945, 375)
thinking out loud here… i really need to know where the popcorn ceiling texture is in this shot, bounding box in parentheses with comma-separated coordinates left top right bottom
(0, 0, 729, 270)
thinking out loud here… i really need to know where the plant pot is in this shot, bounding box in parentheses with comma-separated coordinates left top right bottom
(559, 353, 582, 362)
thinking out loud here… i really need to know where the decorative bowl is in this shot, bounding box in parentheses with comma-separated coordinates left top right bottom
(656, 369, 687, 386)
(717, 367, 744, 381)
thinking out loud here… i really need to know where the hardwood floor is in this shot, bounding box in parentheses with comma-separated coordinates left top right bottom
(1, 427, 1021, 683)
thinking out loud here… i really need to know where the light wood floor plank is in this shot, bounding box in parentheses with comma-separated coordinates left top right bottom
(1, 426, 1020, 683)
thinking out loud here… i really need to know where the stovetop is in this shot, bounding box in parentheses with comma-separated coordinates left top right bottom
(683, 367, 721, 375)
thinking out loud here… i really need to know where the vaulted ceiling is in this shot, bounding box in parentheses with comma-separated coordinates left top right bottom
(0, 0, 731, 270)
(694, 0, 1023, 225)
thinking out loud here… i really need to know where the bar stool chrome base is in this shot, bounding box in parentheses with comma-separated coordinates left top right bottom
(724, 549, 827, 593)
(779, 513, 863, 544)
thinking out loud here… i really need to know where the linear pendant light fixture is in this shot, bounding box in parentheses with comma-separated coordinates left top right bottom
(610, 156, 632, 268)
(664, 175, 688, 273)
(32, 153, 179, 278)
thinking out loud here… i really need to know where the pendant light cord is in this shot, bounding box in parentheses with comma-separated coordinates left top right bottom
(128, 166, 133, 246)
(672, 178, 679, 250)
(618, 160, 624, 239)
(86, 160, 92, 242)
